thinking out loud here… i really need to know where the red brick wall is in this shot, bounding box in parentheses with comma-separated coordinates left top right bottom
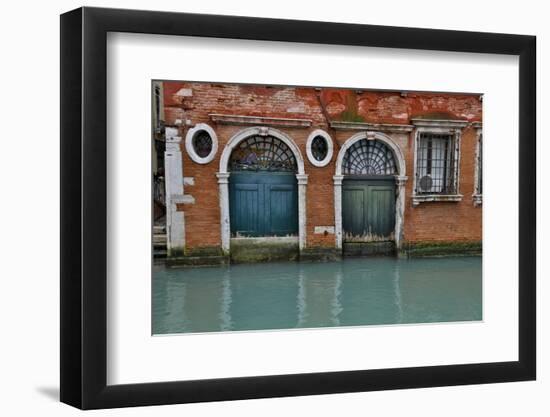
(162, 82, 482, 251)
(402, 126, 482, 243)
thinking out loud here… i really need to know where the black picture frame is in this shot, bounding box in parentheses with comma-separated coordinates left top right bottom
(60, 6, 536, 410)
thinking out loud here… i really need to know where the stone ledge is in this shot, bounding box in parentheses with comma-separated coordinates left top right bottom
(171, 194, 195, 205)
(412, 194, 463, 206)
(411, 118, 469, 128)
(209, 114, 312, 128)
(329, 121, 414, 132)
(473, 194, 482, 206)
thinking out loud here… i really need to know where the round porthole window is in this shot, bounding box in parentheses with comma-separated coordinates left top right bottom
(192, 131, 213, 158)
(185, 123, 218, 164)
(306, 130, 333, 167)
(311, 136, 328, 161)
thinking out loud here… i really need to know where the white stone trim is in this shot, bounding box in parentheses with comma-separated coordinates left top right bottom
(210, 113, 312, 128)
(219, 126, 305, 175)
(410, 118, 469, 129)
(314, 226, 335, 234)
(216, 172, 231, 254)
(411, 122, 466, 205)
(171, 194, 195, 205)
(296, 174, 309, 250)
(306, 129, 334, 167)
(394, 176, 408, 250)
(412, 194, 463, 206)
(334, 131, 407, 250)
(185, 123, 218, 164)
(164, 128, 185, 255)
(218, 127, 307, 252)
(473, 123, 483, 206)
(330, 121, 414, 132)
(333, 175, 344, 249)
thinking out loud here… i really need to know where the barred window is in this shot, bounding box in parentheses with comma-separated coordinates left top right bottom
(415, 133, 458, 194)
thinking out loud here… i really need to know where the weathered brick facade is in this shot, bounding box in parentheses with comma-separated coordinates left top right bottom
(160, 81, 482, 259)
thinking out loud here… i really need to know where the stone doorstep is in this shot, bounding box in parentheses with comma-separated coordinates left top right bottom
(166, 255, 229, 268)
(229, 237, 299, 263)
(343, 241, 396, 257)
(299, 248, 342, 262)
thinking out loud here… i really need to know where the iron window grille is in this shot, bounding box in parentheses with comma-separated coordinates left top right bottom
(154, 85, 161, 130)
(311, 135, 329, 162)
(192, 130, 213, 158)
(229, 135, 298, 172)
(153, 83, 164, 134)
(415, 132, 458, 195)
(342, 139, 397, 175)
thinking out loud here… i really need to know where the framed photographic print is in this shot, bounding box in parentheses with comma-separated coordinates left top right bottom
(60, 6, 536, 409)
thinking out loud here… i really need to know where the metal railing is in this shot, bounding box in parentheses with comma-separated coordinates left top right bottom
(153, 175, 165, 206)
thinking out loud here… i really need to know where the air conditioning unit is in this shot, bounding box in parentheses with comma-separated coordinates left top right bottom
(418, 175, 433, 192)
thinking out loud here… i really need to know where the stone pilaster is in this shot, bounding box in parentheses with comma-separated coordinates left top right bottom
(216, 172, 231, 254)
(164, 127, 185, 256)
(296, 174, 308, 250)
(333, 175, 344, 249)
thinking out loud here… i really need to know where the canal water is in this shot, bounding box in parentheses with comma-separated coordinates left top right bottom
(152, 257, 482, 335)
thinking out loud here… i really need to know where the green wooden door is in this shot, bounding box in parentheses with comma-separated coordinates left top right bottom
(342, 179, 395, 241)
(230, 172, 298, 237)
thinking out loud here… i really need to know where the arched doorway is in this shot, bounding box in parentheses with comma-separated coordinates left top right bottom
(334, 132, 407, 254)
(217, 127, 308, 255)
(342, 139, 396, 253)
(228, 134, 299, 237)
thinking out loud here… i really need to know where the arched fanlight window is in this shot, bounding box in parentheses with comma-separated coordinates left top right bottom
(229, 135, 298, 172)
(342, 139, 397, 175)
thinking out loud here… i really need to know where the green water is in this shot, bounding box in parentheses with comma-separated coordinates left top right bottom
(152, 257, 482, 335)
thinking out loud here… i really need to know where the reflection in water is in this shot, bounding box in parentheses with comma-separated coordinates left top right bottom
(152, 257, 482, 335)
(393, 265, 403, 324)
(296, 263, 343, 328)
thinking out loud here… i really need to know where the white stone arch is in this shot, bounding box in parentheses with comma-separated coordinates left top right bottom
(333, 131, 408, 250)
(216, 126, 308, 253)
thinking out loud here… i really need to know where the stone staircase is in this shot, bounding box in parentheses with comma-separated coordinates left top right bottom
(153, 223, 167, 258)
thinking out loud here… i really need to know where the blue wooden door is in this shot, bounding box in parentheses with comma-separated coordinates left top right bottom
(230, 172, 298, 237)
(342, 179, 395, 241)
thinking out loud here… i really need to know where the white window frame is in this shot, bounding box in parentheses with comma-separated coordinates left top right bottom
(306, 129, 334, 167)
(472, 122, 483, 206)
(411, 119, 468, 206)
(185, 123, 218, 164)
